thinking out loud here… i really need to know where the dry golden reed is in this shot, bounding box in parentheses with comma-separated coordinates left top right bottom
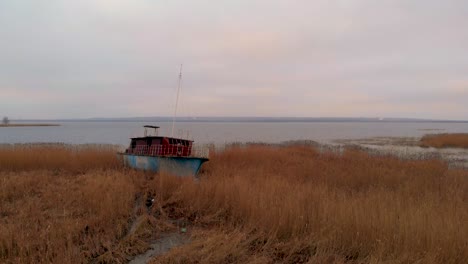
(150, 146, 468, 264)
(1, 144, 467, 264)
(0, 144, 120, 172)
(0, 145, 150, 264)
(421, 133, 468, 148)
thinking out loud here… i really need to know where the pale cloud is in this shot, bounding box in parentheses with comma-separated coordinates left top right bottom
(0, 0, 467, 120)
(0, 87, 62, 102)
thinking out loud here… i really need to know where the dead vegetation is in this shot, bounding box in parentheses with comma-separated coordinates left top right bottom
(0, 144, 120, 172)
(0, 144, 467, 263)
(150, 146, 468, 264)
(421, 133, 468, 148)
(0, 145, 160, 263)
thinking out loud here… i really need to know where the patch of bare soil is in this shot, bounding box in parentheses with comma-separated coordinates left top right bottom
(128, 233, 188, 264)
(123, 189, 191, 264)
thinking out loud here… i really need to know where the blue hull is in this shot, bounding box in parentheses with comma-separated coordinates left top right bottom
(121, 154, 208, 177)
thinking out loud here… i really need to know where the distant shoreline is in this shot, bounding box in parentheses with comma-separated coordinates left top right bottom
(9, 117, 468, 123)
(0, 124, 60, 127)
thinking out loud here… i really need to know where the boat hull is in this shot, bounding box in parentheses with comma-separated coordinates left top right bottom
(121, 154, 208, 177)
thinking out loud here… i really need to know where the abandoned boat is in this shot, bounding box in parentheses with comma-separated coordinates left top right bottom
(120, 125, 208, 176)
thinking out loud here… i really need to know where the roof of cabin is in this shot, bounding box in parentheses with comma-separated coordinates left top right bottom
(130, 136, 193, 142)
(143, 125, 160, 129)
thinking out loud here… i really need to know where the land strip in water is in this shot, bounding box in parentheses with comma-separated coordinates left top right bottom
(0, 123, 60, 127)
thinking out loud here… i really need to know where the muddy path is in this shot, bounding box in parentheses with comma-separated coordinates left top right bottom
(123, 191, 190, 264)
(128, 232, 188, 264)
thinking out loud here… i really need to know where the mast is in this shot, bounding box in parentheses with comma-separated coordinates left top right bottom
(171, 64, 183, 137)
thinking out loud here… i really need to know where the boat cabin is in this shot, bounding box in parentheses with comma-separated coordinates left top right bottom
(124, 126, 193, 157)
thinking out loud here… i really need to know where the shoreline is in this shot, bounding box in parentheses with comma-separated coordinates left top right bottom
(1, 138, 466, 169)
(0, 124, 60, 127)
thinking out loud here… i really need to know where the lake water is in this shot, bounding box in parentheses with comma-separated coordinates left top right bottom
(2, 121, 468, 147)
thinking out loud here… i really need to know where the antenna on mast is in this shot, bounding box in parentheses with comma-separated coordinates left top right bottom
(171, 64, 183, 137)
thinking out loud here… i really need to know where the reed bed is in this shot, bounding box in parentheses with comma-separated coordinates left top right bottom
(1, 144, 467, 263)
(0, 144, 121, 172)
(0, 145, 151, 263)
(149, 146, 468, 264)
(421, 133, 468, 148)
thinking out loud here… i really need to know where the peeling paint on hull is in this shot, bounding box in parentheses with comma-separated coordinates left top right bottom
(121, 154, 208, 177)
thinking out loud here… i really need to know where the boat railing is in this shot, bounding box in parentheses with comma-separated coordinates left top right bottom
(127, 144, 209, 158)
(190, 145, 210, 159)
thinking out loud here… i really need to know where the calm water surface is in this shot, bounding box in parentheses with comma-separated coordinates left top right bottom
(1, 121, 468, 146)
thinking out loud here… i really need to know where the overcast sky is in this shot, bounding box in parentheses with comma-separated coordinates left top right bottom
(1, 0, 467, 120)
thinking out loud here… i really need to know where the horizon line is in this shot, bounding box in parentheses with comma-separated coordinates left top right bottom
(9, 116, 468, 123)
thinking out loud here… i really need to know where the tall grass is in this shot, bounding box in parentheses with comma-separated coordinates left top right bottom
(421, 133, 468, 148)
(1, 144, 467, 263)
(150, 146, 468, 263)
(0, 145, 149, 263)
(0, 144, 120, 172)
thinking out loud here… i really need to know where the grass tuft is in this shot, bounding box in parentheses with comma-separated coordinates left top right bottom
(420, 133, 468, 148)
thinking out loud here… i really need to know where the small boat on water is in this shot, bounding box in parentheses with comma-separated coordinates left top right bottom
(120, 125, 208, 176)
